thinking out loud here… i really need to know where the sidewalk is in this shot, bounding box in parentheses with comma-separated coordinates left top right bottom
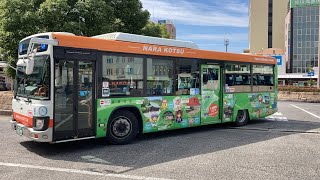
(0, 109, 12, 116)
(0, 91, 13, 116)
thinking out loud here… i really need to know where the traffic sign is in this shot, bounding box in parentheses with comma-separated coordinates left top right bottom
(308, 72, 314, 76)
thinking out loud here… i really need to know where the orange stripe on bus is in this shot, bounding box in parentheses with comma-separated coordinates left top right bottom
(13, 112, 33, 127)
(13, 112, 54, 128)
(48, 119, 53, 128)
(52, 33, 276, 65)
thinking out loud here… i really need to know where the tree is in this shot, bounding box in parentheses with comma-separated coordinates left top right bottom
(110, 0, 150, 34)
(38, 0, 115, 36)
(0, 0, 43, 78)
(0, 0, 167, 79)
(141, 21, 170, 38)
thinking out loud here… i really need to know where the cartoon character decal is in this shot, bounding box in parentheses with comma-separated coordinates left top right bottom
(151, 113, 159, 127)
(208, 103, 219, 117)
(188, 117, 194, 126)
(176, 110, 183, 123)
(161, 99, 168, 111)
(258, 95, 263, 104)
(163, 111, 175, 128)
(173, 97, 182, 111)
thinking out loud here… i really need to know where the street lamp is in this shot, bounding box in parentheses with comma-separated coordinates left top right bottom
(224, 38, 229, 52)
(70, 8, 84, 35)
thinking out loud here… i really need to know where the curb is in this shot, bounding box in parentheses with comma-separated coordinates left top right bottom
(278, 99, 320, 103)
(0, 110, 12, 116)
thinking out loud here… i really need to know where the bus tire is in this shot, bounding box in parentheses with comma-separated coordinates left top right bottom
(106, 110, 138, 145)
(234, 110, 249, 127)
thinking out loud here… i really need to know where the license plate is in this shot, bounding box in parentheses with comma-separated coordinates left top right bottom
(16, 126, 23, 136)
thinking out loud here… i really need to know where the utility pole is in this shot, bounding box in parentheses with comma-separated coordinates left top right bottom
(317, 60, 320, 89)
(224, 38, 229, 52)
(318, 41, 320, 88)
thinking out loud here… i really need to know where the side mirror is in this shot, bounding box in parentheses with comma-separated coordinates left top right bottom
(25, 48, 37, 75)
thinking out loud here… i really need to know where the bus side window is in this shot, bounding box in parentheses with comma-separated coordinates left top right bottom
(176, 59, 199, 95)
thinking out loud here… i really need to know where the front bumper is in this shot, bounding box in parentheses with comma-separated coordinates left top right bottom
(10, 120, 52, 142)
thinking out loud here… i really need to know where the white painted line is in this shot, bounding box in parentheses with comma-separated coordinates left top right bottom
(273, 112, 283, 116)
(0, 162, 172, 180)
(290, 104, 320, 119)
(265, 116, 288, 121)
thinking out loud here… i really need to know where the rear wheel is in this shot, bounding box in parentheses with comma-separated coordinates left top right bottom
(234, 110, 249, 127)
(106, 110, 138, 145)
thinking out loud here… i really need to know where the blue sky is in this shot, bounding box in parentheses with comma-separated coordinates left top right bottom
(140, 0, 249, 53)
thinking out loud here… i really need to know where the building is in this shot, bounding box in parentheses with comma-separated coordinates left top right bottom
(249, 0, 289, 54)
(249, 0, 320, 87)
(284, 0, 320, 86)
(158, 20, 176, 39)
(0, 61, 12, 90)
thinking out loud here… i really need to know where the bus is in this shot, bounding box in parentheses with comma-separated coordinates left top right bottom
(11, 32, 277, 144)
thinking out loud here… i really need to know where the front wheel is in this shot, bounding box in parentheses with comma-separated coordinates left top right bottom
(106, 110, 138, 145)
(234, 110, 249, 127)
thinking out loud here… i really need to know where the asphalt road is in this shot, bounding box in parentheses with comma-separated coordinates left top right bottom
(1, 101, 320, 180)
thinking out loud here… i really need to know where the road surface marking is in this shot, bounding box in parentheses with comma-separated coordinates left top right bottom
(265, 112, 288, 121)
(272, 112, 283, 116)
(290, 104, 320, 119)
(265, 116, 288, 121)
(0, 162, 172, 180)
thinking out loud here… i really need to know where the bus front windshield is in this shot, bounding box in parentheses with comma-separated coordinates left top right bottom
(15, 55, 50, 100)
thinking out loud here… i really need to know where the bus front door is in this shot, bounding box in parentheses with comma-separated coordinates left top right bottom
(54, 59, 96, 141)
(200, 64, 221, 124)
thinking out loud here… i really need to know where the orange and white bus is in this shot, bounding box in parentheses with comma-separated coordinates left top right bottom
(11, 32, 277, 144)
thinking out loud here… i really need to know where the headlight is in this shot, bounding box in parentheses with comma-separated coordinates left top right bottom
(35, 119, 45, 129)
(33, 117, 49, 131)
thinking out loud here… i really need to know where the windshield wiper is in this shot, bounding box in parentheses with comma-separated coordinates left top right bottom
(24, 94, 32, 103)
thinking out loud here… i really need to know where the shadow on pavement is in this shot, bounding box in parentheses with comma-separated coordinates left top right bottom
(20, 119, 320, 173)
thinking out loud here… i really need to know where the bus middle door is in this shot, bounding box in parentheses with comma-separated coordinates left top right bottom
(200, 64, 221, 124)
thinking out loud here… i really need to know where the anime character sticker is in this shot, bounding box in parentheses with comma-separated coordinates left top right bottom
(173, 97, 182, 111)
(176, 110, 183, 123)
(188, 117, 194, 126)
(163, 111, 175, 128)
(258, 95, 263, 104)
(151, 113, 159, 127)
(161, 99, 168, 111)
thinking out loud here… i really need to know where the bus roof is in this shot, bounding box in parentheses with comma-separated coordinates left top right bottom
(52, 33, 276, 65)
(93, 32, 199, 49)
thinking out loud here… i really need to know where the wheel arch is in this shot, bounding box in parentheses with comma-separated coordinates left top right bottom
(109, 105, 143, 133)
(234, 109, 250, 127)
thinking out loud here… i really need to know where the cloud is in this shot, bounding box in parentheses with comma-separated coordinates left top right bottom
(178, 33, 248, 42)
(140, 0, 248, 27)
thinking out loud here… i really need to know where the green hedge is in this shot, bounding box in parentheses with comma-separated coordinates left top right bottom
(279, 86, 320, 92)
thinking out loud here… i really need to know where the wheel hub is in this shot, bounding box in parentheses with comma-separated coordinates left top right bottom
(112, 117, 131, 138)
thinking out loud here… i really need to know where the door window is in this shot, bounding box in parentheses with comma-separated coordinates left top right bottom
(54, 61, 74, 132)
